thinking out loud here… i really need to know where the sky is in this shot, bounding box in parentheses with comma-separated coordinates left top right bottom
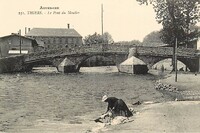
(0, 0, 198, 42)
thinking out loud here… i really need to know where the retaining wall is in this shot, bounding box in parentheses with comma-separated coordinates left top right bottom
(0, 56, 25, 73)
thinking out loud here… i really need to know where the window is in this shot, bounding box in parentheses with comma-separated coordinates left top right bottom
(61, 38, 65, 44)
(59, 38, 62, 44)
(55, 38, 59, 44)
(65, 38, 68, 43)
(73, 38, 77, 44)
(53, 38, 56, 44)
(50, 38, 54, 44)
(68, 38, 72, 44)
(8, 39, 11, 45)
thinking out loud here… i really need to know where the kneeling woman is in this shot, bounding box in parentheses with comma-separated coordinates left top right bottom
(102, 95, 133, 118)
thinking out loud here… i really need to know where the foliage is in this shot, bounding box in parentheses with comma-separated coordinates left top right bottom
(102, 32, 114, 44)
(83, 32, 103, 45)
(136, 0, 200, 46)
(117, 40, 142, 46)
(137, 0, 200, 71)
(83, 32, 114, 45)
(142, 30, 164, 46)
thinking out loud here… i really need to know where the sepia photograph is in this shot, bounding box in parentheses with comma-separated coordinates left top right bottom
(1, 0, 200, 132)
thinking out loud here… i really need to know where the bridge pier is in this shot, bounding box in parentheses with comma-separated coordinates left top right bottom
(57, 58, 79, 73)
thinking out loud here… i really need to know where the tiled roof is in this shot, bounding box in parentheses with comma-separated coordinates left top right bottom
(26, 28, 82, 37)
(0, 33, 34, 40)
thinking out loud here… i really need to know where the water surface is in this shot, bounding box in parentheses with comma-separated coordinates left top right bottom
(0, 66, 171, 132)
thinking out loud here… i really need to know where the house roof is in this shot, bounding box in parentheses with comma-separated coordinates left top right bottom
(59, 58, 75, 66)
(120, 56, 146, 65)
(26, 28, 82, 37)
(35, 40, 45, 47)
(0, 33, 34, 40)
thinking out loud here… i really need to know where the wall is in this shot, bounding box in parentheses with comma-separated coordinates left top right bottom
(0, 38, 10, 57)
(32, 36, 83, 50)
(0, 35, 34, 57)
(9, 36, 34, 52)
(0, 55, 25, 73)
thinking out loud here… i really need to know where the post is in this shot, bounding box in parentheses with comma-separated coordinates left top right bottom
(101, 4, 104, 36)
(19, 30, 22, 54)
(0, 46, 2, 58)
(25, 27, 27, 34)
(175, 38, 178, 82)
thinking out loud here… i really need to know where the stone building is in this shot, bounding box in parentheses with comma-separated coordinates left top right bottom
(0, 33, 38, 58)
(25, 26, 82, 50)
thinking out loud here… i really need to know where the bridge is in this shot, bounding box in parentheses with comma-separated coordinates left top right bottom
(0, 43, 200, 73)
(130, 46, 199, 72)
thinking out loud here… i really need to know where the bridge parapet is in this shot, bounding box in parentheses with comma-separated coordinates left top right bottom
(106, 44, 130, 52)
(136, 46, 197, 58)
(24, 44, 129, 63)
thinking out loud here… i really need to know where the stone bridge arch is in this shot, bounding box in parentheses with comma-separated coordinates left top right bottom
(64, 53, 128, 72)
(77, 53, 127, 68)
(37, 52, 128, 73)
(136, 55, 199, 72)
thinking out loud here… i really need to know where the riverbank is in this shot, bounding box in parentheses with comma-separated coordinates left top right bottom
(99, 72, 200, 133)
(100, 101, 200, 133)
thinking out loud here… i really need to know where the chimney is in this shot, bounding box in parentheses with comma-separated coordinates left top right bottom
(18, 29, 21, 35)
(25, 27, 27, 34)
(28, 28, 31, 32)
(67, 24, 70, 29)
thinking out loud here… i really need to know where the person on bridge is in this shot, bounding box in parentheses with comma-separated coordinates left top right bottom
(100, 95, 133, 119)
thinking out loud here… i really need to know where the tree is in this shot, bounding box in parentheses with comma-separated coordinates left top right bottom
(83, 32, 104, 45)
(117, 40, 142, 46)
(136, 0, 200, 70)
(83, 32, 114, 45)
(142, 31, 164, 46)
(102, 32, 114, 44)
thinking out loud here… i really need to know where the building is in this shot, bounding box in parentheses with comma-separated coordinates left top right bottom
(0, 33, 38, 58)
(25, 26, 82, 50)
(190, 26, 200, 50)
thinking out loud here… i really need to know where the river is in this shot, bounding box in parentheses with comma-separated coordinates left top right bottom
(0, 66, 173, 132)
